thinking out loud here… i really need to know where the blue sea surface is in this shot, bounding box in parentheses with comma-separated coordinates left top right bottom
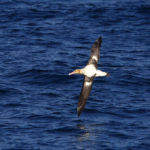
(0, 0, 150, 149)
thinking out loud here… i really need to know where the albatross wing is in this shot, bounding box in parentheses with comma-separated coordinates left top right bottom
(76, 37, 103, 116)
(77, 76, 94, 116)
(87, 37, 102, 68)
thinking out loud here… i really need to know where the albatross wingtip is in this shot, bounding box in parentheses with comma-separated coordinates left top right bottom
(77, 107, 82, 117)
(98, 36, 102, 42)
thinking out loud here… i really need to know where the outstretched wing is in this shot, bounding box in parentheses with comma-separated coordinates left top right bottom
(77, 76, 94, 116)
(87, 37, 102, 68)
(77, 37, 102, 116)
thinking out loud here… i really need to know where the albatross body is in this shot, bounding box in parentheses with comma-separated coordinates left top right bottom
(69, 37, 109, 116)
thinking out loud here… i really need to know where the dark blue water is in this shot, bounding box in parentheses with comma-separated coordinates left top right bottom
(0, 0, 150, 149)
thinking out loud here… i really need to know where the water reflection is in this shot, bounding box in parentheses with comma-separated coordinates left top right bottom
(77, 123, 92, 141)
(75, 121, 96, 149)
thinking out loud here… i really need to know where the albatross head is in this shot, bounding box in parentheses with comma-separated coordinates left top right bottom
(69, 69, 83, 75)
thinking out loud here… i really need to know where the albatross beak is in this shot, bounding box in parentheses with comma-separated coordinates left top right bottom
(69, 72, 75, 75)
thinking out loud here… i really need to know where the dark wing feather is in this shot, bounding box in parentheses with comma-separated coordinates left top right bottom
(77, 76, 94, 116)
(87, 37, 102, 68)
(77, 37, 102, 116)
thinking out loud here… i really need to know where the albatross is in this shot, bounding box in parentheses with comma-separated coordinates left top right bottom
(69, 37, 110, 116)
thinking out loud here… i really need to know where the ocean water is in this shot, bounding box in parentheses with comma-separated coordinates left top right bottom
(0, 0, 150, 149)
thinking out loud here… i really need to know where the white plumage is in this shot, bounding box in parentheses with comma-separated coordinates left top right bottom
(85, 81, 92, 86)
(83, 64, 97, 77)
(95, 70, 108, 77)
(92, 55, 98, 62)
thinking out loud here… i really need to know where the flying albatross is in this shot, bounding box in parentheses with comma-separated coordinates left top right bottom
(69, 37, 110, 116)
